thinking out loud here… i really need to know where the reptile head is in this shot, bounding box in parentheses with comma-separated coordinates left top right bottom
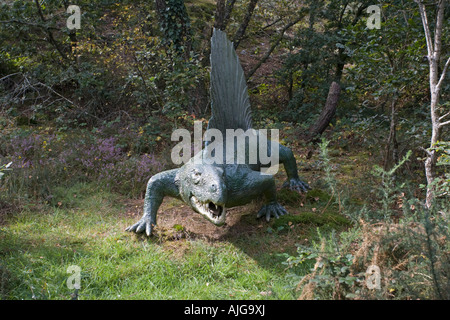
(176, 163, 227, 226)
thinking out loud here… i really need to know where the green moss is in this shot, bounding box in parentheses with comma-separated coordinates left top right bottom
(278, 188, 333, 207)
(277, 188, 304, 206)
(272, 210, 351, 231)
(328, 148, 342, 157)
(305, 188, 332, 203)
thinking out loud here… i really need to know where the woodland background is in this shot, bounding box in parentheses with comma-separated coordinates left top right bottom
(0, 0, 449, 300)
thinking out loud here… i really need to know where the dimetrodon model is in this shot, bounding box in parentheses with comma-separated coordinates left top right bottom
(126, 29, 309, 236)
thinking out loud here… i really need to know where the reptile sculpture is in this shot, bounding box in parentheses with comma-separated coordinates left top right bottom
(126, 29, 310, 236)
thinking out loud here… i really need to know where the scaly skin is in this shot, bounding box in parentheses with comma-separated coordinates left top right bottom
(126, 141, 309, 236)
(126, 169, 180, 236)
(126, 28, 309, 236)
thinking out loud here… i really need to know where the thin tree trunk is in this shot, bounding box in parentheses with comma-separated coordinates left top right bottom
(232, 0, 259, 49)
(383, 96, 399, 171)
(34, 0, 70, 66)
(214, 0, 226, 30)
(416, 0, 449, 208)
(223, 0, 237, 29)
(288, 71, 294, 100)
(308, 81, 341, 140)
(246, 15, 304, 80)
(213, 0, 237, 31)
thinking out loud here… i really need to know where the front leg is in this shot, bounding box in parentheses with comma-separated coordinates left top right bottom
(254, 136, 310, 192)
(126, 169, 180, 236)
(279, 144, 310, 192)
(254, 172, 288, 222)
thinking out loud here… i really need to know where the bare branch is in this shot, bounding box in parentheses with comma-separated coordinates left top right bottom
(436, 56, 450, 91)
(439, 111, 450, 121)
(261, 17, 284, 31)
(0, 73, 21, 82)
(420, 146, 433, 157)
(34, 81, 76, 106)
(433, 0, 445, 60)
(0, 19, 57, 30)
(439, 120, 450, 128)
(416, 0, 434, 59)
(246, 14, 305, 80)
(32, 0, 70, 64)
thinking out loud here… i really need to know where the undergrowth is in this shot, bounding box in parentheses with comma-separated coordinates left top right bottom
(0, 124, 168, 206)
(283, 139, 450, 300)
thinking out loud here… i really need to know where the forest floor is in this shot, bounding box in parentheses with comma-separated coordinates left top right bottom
(0, 139, 371, 300)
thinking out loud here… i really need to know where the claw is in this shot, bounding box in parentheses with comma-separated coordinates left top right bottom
(257, 202, 288, 222)
(136, 223, 146, 233)
(146, 223, 152, 237)
(125, 223, 138, 232)
(257, 206, 267, 220)
(283, 178, 310, 192)
(126, 216, 154, 236)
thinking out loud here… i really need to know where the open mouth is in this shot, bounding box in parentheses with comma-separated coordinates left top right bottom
(190, 196, 226, 225)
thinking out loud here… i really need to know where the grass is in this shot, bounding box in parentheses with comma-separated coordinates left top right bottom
(0, 137, 360, 301)
(0, 183, 310, 300)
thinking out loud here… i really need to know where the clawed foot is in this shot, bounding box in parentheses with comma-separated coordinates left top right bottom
(125, 216, 155, 236)
(282, 178, 310, 192)
(257, 202, 288, 222)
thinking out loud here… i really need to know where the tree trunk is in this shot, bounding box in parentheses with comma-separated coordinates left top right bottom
(232, 0, 258, 49)
(417, 0, 449, 208)
(383, 96, 399, 171)
(308, 81, 341, 141)
(214, 0, 226, 30)
(224, 0, 236, 29)
(334, 3, 369, 82)
(154, 0, 192, 59)
(425, 101, 441, 208)
(154, 0, 166, 19)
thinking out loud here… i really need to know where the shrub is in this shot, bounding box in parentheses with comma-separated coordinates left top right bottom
(0, 126, 165, 204)
(283, 140, 450, 300)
